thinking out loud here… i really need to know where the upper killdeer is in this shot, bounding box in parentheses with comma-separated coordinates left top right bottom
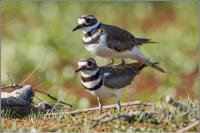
(73, 14, 165, 73)
(75, 58, 149, 115)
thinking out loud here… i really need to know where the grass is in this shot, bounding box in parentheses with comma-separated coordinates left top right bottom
(1, 98, 199, 132)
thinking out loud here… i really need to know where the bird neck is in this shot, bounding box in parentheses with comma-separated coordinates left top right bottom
(83, 21, 101, 35)
(80, 68, 103, 91)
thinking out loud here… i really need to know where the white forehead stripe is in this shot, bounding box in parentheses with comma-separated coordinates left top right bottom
(78, 18, 86, 24)
(78, 61, 88, 67)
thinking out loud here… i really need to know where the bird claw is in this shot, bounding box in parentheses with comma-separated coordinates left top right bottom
(106, 59, 114, 66)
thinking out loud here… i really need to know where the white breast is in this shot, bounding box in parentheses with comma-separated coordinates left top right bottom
(87, 85, 124, 98)
(84, 34, 116, 58)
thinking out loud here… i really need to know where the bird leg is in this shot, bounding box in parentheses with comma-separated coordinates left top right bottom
(106, 59, 114, 65)
(116, 95, 121, 115)
(116, 59, 126, 66)
(97, 96, 102, 116)
(120, 59, 125, 65)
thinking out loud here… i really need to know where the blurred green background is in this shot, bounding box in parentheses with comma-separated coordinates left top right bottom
(2, 1, 199, 109)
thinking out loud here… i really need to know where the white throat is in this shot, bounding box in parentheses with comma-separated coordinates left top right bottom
(82, 21, 101, 34)
(80, 68, 99, 78)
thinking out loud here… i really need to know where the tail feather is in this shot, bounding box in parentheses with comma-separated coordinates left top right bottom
(151, 62, 166, 73)
(140, 59, 166, 73)
(136, 38, 157, 45)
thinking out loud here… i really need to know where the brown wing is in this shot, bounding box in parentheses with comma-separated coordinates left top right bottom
(100, 24, 138, 52)
(100, 63, 143, 89)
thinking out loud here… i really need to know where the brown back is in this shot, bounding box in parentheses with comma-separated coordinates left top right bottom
(100, 24, 140, 52)
(100, 62, 147, 89)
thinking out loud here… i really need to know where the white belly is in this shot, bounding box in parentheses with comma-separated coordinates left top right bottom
(84, 34, 147, 60)
(86, 85, 124, 98)
(84, 34, 115, 58)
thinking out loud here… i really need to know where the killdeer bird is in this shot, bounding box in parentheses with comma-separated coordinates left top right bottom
(75, 58, 149, 115)
(73, 14, 165, 73)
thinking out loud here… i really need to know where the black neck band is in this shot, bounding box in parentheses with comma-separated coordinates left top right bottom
(81, 70, 100, 82)
(82, 79, 103, 91)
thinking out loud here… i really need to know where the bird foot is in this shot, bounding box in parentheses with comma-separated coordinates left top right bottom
(91, 113, 111, 121)
(116, 59, 125, 66)
(106, 59, 114, 66)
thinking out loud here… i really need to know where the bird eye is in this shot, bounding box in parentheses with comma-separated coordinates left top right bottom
(87, 61, 92, 66)
(86, 18, 91, 23)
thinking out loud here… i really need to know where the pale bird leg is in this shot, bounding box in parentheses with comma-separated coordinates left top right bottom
(97, 96, 102, 116)
(116, 95, 121, 115)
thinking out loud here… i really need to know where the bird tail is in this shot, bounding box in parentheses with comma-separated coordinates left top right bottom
(139, 58, 166, 73)
(130, 46, 165, 73)
(136, 38, 157, 45)
(128, 62, 161, 71)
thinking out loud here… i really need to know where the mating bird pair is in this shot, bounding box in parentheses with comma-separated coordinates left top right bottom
(73, 15, 165, 114)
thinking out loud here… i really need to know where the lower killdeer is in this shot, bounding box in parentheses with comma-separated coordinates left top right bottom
(75, 58, 149, 115)
(73, 14, 165, 73)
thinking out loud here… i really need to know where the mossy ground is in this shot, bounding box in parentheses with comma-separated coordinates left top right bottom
(1, 99, 199, 132)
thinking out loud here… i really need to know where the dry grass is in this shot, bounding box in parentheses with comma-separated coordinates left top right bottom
(1, 99, 199, 132)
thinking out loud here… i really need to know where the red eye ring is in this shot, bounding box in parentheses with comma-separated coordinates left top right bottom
(86, 18, 91, 23)
(88, 61, 92, 66)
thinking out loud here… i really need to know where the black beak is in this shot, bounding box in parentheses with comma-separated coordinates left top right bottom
(75, 67, 84, 73)
(72, 24, 85, 31)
